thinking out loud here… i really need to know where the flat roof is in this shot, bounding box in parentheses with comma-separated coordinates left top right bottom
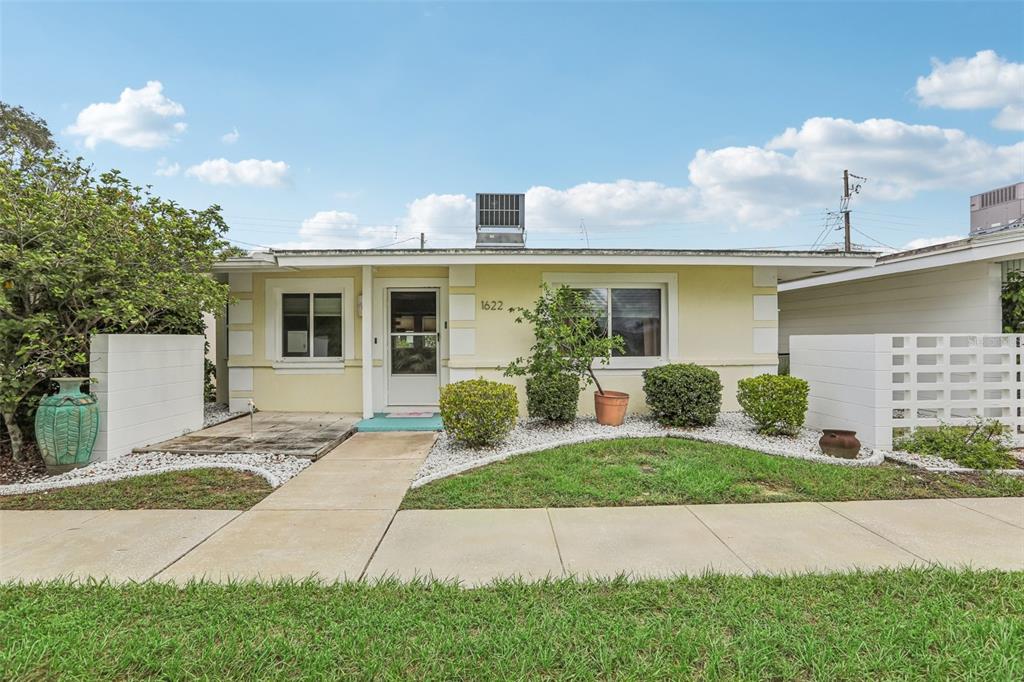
(780, 225, 1024, 292)
(215, 247, 878, 283)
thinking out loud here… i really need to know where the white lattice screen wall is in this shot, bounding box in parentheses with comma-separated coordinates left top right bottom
(791, 334, 1023, 450)
(889, 334, 1023, 440)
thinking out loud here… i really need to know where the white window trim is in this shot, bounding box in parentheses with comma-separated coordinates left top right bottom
(264, 277, 356, 367)
(542, 272, 678, 369)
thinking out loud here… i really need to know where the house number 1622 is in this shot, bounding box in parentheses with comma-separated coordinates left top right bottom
(480, 300, 504, 311)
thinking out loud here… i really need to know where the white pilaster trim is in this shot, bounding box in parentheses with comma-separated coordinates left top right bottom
(361, 266, 374, 419)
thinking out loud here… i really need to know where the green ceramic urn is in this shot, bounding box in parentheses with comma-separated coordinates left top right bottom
(34, 378, 99, 473)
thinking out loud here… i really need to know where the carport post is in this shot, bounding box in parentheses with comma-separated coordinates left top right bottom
(361, 266, 374, 419)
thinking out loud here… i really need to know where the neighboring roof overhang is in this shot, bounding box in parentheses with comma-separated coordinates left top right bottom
(213, 247, 877, 283)
(779, 227, 1024, 292)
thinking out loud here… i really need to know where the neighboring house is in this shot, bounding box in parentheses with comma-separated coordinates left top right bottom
(778, 225, 1024, 361)
(213, 246, 872, 417)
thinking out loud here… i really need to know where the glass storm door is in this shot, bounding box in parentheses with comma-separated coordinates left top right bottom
(387, 289, 440, 406)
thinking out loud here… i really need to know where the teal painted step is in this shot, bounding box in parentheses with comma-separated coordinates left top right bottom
(356, 413, 443, 432)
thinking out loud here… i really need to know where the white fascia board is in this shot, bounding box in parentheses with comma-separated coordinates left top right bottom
(271, 252, 876, 269)
(780, 233, 1024, 292)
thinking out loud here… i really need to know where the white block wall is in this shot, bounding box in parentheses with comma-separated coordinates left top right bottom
(792, 334, 1024, 450)
(90, 334, 204, 461)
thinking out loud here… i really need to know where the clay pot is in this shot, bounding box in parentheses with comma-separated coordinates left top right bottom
(819, 429, 861, 459)
(594, 390, 630, 426)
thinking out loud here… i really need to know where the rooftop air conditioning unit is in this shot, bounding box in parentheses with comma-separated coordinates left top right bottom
(475, 193, 525, 248)
(970, 182, 1024, 234)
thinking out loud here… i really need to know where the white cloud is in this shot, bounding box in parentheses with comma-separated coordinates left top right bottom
(402, 193, 475, 236)
(687, 117, 1023, 227)
(270, 210, 399, 250)
(65, 81, 186, 149)
(992, 103, 1024, 132)
(900, 235, 962, 251)
(185, 158, 289, 187)
(154, 158, 180, 177)
(915, 50, 1024, 130)
(221, 127, 240, 144)
(525, 180, 697, 232)
(262, 114, 1020, 249)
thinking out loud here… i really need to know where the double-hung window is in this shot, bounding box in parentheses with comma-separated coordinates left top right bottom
(575, 287, 663, 357)
(281, 293, 343, 358)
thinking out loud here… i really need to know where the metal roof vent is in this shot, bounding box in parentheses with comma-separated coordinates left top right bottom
(475, 193, 525, 249)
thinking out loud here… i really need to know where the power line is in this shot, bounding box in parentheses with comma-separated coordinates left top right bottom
(852, 227, 897, 251)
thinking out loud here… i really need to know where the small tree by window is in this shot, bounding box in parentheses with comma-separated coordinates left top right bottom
(504, 284, 625, 396)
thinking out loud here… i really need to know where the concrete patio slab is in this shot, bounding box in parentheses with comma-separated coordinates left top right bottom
(549, 506, 750, 578)
(318, 432, 436, 461)
(824, 499, 1024, 570)
(689, 502, 921, 574)
(137, 411, 358, 459)
(950, 497, 1024, 529)
(0, 510, 238, 583)
(252, 458, 424, 510)
(0, 510, 110, 560)
(155, 510, 394, 583)
(365, 509, 563, 585)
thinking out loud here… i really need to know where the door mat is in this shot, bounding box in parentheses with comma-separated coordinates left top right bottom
(386, 411, 436, 418)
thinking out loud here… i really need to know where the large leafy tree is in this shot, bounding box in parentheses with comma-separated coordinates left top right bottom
(0, 104, 231, 460)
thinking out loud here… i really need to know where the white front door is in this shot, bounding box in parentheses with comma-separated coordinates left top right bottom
(387, 288, 440, 406)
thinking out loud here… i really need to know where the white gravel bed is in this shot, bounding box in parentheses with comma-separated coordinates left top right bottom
(0, 451, 311, 497)
(413, 412, 883, 487)
(203, 402, 245, 428)
(881, 448, 1024, 477)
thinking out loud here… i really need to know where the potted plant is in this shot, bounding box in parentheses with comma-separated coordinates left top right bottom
(505, 284, 627, 425)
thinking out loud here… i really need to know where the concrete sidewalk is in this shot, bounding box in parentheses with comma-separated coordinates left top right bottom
(2, 465, 1020, 583)
(365, 497, 1024, 585)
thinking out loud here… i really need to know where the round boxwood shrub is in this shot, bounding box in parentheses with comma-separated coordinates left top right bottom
(736, 374, 809, 436)
(439, 378, 518, 448)
(526, 372, 580, 422)
(642, 363, 722, 427)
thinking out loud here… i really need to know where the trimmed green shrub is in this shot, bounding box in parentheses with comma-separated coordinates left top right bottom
(526, 372, 580, 422)
(895, 420, 1016, 470)
(736, 374, 809, 436)
(439, 379, 518, 448)
(642, 363, 722, 427)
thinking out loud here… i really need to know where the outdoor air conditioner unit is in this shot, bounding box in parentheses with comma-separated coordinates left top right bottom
(970, 182, 1024, 234)
(475, 193, 525, 249)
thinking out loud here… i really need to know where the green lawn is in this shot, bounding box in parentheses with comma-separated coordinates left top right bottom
(0, 468, 272, 510)
(403, 437, 1024, 509)
(0, 569, 1021, 680)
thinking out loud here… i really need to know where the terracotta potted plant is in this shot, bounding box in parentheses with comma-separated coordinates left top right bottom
(819, 429, 861, 459)
(505, 284, 627, 426)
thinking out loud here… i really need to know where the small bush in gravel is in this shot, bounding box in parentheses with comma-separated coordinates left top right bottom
(526, 373, 580, 422)
(643, 364, 722, 427)
(895, 420, 1016, 470)
(737, 374, 809, 436)
(439, 379, 518, 448)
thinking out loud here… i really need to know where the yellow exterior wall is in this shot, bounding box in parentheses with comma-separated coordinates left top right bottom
(228, 263, 778, 414)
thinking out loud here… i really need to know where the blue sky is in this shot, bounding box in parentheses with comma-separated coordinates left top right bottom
(3, 1, 1022, 251)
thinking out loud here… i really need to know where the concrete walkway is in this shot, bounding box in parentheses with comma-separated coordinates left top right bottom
(155, 431, 435, 583)
(139, 411, 358, 459)
(2, 439, 1021, 583)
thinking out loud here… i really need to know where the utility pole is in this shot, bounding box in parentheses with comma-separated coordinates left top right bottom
(419, 232, 425, 250)
(842, 169, 852, 253)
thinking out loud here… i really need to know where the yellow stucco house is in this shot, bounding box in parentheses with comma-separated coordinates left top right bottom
(214, 246, 872, 419)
